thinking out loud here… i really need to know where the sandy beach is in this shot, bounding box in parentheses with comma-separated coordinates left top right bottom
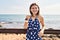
(0, 33, 60, 40)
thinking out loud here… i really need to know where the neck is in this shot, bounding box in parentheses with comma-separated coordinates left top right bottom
(32, 14, 36, 17)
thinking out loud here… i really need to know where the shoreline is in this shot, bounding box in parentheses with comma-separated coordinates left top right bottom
(0, 22, 60, 30)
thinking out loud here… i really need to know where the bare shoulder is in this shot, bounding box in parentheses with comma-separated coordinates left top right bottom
(38, 15, 44, 21)
(38, 15, 43, 19)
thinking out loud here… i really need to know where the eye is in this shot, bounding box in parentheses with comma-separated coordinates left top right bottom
(31, 7, 34, 9)
(35, 7, 37, 9)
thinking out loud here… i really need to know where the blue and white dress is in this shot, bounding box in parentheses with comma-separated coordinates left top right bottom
(26, 16, 42, 40)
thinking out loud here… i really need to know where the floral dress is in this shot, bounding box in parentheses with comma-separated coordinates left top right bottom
(26, 16, 42, 40)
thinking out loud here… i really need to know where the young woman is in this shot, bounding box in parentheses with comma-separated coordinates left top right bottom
(24, 3, 45, 40)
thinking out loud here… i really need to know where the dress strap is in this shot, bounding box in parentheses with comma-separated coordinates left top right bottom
(30, 15, 38, 19)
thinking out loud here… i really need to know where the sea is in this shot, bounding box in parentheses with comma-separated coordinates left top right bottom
(0, 14, 60, 29)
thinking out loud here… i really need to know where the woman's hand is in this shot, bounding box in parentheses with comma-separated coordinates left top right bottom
(38, 30, 44, 37)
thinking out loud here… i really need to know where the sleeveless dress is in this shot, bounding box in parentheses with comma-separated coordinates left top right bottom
(26, 16, 42, 40)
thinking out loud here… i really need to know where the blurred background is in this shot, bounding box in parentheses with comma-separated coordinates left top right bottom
(0, 0, 60, 40)
(0, 0, 60, 29)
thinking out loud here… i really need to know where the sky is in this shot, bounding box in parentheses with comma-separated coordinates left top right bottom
(0, 0, 60, 15)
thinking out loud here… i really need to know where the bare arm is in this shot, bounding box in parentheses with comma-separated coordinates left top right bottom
(38, 15, 45, 32)
(39, 15, 45, 32)
(38, 15, 45, 37)
(40, 16, 44, 27)
(24, 15, 30, 29)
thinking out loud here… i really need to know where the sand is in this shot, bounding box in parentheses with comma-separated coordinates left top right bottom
(0, 33, 60, 40)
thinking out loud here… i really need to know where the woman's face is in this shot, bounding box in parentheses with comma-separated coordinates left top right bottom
(31, 5, 39, 16)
